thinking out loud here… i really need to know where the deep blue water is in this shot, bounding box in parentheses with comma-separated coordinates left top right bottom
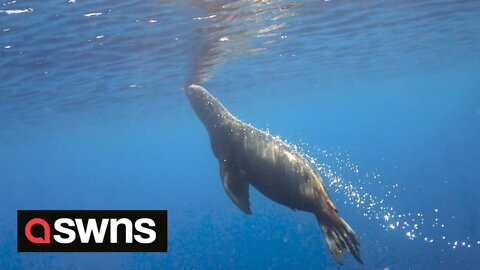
(1, 0, 480, 269)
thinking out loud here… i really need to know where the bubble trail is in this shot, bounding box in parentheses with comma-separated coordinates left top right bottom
(282, 139, 479, 250)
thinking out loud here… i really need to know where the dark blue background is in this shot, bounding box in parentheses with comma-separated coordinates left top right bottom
(1, 0, 479, 269)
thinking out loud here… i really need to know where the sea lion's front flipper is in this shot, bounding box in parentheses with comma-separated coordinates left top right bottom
(220, 161, 252, 215)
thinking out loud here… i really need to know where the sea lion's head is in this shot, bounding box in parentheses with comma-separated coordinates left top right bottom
(185, 84, 206, 102)
(185, 84, 231, 127)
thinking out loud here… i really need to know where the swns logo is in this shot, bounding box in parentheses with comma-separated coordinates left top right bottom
(18, 210, 167, 252)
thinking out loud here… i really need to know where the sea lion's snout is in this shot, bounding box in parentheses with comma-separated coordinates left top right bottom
(185, 84, 230, 126)
(185, 84, 208, 111)
(186, 84, 206, 99)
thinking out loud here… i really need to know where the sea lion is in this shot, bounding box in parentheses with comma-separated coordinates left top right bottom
(185, 84, 363, 265)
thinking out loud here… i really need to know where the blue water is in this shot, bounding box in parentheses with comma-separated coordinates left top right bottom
(1, 0, 480, 269)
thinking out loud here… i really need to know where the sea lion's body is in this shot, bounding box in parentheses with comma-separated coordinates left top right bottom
(211, 116, 329, 214)
(185, 84, 362, 265)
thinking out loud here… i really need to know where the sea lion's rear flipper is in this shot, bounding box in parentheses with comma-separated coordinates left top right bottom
(220, 162, 252, 215)
(316, 212, 363, 265)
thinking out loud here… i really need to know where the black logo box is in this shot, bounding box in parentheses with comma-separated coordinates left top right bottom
(18, 210, 167, 252)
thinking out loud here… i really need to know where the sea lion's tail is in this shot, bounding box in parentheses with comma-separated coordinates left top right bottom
(316, 211, 363, 265)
